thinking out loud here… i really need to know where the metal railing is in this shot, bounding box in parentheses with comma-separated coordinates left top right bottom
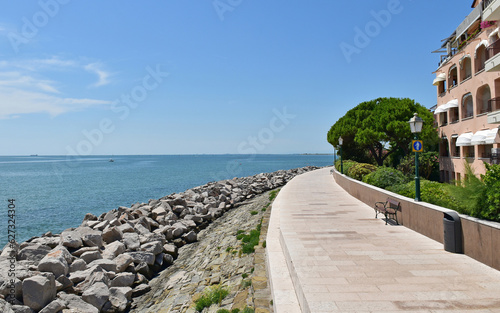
(488, 97, 500, 111)
(492, 153, 500, 164)
(479, 103, 493, 114)
(484, 0, 495, 10)
(487, 38, 500, 60)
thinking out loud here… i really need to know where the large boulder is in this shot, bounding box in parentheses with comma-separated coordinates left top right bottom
(122, 233, 140, 250)
(80, 251, 102, 264)
(77, 227, 103, 248)
(102, 241, 126, 260)
(114, 254, 134, 273)
(39, 299, 66, 313)
(126, 252, 155, 266)
(81, 282, 110, 311)
(140, 241, 163, 255)
(108, 287, 132, 312)
(60, 230, 83, 249)
(38, 247, 71, 278)
(109, 273, 135, 287)
(22, 274, 56, 312)
(16, 244, 51, 262)
(58, 293, 98, 313)
(101, 227, 123, 244)
(86, 259, 117, 273)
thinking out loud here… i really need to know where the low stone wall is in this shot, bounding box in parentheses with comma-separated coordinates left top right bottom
(332, 168, 500, 271)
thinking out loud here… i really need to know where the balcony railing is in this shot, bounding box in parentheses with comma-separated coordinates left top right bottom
(492, 153, 500, 164)
(488, 97, 500, 111)
(487, 39, 500, 60)
(463, 111, 474, 119)
(479, 103, 493, 114)
(484, 0, 495, 10)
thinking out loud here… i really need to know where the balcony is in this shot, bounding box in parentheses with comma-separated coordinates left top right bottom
(483, 0, 500, 21)
(487, 98, 500, 123)
(486, 39, 500, 72)
(456, 4, 482, 39)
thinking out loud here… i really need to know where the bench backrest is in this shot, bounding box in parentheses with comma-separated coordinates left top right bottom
(386, 198, 401, 210)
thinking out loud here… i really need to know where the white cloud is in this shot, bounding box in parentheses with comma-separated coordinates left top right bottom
(0, 86, 112, 119)
(0, 57, 113, 119)
(85, 63, 111, 88)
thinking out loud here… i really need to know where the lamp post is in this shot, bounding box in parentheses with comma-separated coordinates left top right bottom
(339, 136, 343, 174)
(408, 113, 424, 202)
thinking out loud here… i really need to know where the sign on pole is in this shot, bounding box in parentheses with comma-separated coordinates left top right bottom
(412, 140, 423, 153)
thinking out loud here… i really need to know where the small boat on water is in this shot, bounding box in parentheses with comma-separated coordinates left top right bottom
(109, 158, 115, 162)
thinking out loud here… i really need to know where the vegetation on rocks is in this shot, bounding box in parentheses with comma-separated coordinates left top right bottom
(194, 285, 229, 311)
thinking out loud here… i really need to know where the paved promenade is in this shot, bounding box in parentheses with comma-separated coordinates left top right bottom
(266, 167, 500, 313)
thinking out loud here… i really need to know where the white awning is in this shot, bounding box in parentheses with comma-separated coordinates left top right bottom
(433, 73, 446, 86)
(451, 134, 459, 139)
(456, 132, 474, 146)
(489, 27, 499, 39)
(475, 39, 489, 51)
(485, 127, 499, 144)
(471, 129, 491, 145)
(446, 99, 459, 108)
(433, 99, 458, 114)
(434, 106, 447, 114)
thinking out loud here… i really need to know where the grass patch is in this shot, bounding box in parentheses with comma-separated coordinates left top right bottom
(241, 279, 252, 288)
(269, 189, 280, 201)
(250, 210, 258, 215)
(242, 273, 248, 279)
(194, 285, 229, 312)
(262, 240, 266, 248)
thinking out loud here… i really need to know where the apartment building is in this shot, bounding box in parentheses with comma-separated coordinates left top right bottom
(433, 0, 500, 182)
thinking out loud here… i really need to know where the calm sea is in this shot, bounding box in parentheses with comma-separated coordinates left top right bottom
(0, 154, 333, 247)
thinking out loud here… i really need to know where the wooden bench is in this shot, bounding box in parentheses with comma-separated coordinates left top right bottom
(374, 198, 401, 225)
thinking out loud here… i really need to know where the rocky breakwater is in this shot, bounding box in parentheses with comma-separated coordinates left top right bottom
(0, 166, 319, 313)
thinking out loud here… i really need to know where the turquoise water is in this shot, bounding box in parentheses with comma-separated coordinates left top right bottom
(0, 154, 333, 246)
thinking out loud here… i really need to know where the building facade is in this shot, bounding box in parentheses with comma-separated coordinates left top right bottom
(434, 0, 500, 182)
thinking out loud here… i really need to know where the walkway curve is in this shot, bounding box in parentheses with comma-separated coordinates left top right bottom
(266, 167, 500, 313)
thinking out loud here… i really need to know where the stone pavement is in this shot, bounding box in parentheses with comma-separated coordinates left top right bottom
(266, 167, 500, 313)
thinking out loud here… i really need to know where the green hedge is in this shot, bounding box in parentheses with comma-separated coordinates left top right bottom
(362, 167, 408, 189)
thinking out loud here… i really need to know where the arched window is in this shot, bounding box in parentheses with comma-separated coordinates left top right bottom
(476, 85, 491, 114)
(448, 65, 458, 88)
(462, 93, 474, 119)
(475, 41, 488, 73)
(459, 55, 472, 82)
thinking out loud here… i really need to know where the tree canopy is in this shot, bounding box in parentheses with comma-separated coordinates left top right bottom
(327, 98, 439, 166)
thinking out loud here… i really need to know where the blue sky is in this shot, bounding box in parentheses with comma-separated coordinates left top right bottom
(0, 1, 472, 155)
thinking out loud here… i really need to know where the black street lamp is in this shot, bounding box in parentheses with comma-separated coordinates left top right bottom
(408, 113, 424, 201)
(339, 136, 343, 174)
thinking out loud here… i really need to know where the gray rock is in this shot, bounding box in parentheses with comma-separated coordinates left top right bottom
(56, 275, 73, 292)
(183, 230, 197, 243)
(83, 213, 98, 221)
(58, 292, 99, 313)
(38, 247, 70, 278)
(69, 259, 87, 273)
(126, 252, 155, 266)
(38, 299, 66, 313)
(140, 241, 163, 255)
(151, 206, 167, 219)
(132, 283, 151, 297)
(11, 305, 33, 313)
(80, 251, 102, 264)
(114, 254, 134, 273)
(102, 241, 126, 260)
(163, 243, 177, 257)
(70, 246, 100, 258)
(60, 230, 82, 249)
(16, 244, 51, 262)
(101, 227, 123, 244)
(93, 220, 109, 231)
(108, 287, 132, 311)
(22, 274, 56, 312)
(82, 282, 109, 311)
(135, 262, 152, 278)
(110, 272, 135, 287)
(117, 223, 134, 234)
(87, 259, 117, 273)
(163, 254, 174, 266)
(78, 228, 103, 248)
(0, 299, 14, 313)
(134, 223, 151, 236)
(122, 232, 140, 250)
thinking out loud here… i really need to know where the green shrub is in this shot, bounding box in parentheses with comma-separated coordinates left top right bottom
(397, 152, 440, 181)
(250, 210, 258, 215)
(479, 163, 500, 222)
(362, 167, 408, 189)
(217, 310, 230, 313)
(195, 285, 230, 312)
(335, 159, 357, 174)
(242, 308, 254, 313)
(387, 180, 463, 211)
(347, 163, 377, 181)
